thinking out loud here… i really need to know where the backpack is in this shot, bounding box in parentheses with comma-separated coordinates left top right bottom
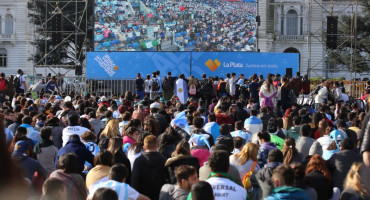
(200, 79, 212, 95)
(162, 77, 173, 91)
(14, 76, 21, 89)
(0, 78, 7, 91)
(151, 79, 160, 91)
(288, 89, 297, 105)
(189, 84, 197, 95)
(242, 161, 257, 189)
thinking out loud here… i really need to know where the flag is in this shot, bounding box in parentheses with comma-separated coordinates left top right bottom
(175, 78, 188, 104)
(189, 134, 211, 150)
(270, 134, 284, 150)
(171, 111, 189, 133)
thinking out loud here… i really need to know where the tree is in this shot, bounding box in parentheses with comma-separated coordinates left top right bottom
(330, 0, 370, 73)
(28, 0, 95, 70)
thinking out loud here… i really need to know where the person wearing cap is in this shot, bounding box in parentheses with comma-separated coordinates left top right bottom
(327, 137, 362, 191)
(44, 76, 60, 94)
(12, 140, 48, 181)
(98, 96, 110, 107)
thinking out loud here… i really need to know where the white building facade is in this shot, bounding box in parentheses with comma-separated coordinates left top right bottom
(0, 0, 34, 76)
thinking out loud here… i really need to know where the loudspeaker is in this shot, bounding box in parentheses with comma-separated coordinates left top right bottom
(52, 13, 63, 43)
(75, 65, 82, 75)
(326, 16, 338, 49)
(286, 68, 293, 78)
(256, 16, 261, 26)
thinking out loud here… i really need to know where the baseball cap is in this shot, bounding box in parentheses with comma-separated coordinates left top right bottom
(150, 102, 160, 109)
(12, 140, 30, 157)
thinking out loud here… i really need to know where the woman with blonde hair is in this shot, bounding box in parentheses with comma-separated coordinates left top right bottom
(98, 119, 120, 149)
(281, 137, 303, 165)
(341, 162, 369, 200)
(230, 142, 260, 180)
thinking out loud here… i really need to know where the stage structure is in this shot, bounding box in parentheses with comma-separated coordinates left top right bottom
(307, 0, 359, 79)
(31, 0, 90, 76)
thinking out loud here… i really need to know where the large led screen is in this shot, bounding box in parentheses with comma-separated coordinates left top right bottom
(94, 0, 257, 51)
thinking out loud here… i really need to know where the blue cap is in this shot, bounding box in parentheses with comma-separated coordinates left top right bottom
(12, 140, 30, 157)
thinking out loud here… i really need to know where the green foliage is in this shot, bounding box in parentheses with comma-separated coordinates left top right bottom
(329, 0, 370, 73)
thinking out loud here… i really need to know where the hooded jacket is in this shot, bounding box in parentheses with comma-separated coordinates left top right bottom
(131, 151, 167, 200)
(55, 138, 95, 173)
(250, 162, 281, 200)
(257, 142, 277, 168)
(265, 186, 310, 200)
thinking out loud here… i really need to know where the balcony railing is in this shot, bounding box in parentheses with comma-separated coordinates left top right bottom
(276, 35, 307, 41)
(0, 34, 15, 41)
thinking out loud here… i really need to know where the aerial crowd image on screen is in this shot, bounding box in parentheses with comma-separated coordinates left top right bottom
(94, 0, 257, 52)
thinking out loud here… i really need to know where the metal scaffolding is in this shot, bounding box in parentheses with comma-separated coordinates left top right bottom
(31, 0, 89, 75)
(307, 0, 359, 79)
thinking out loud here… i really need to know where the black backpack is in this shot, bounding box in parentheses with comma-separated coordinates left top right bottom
(201, 79, 212, 95)
(162, 77, 173, 90)
(13, 76, 21, 89)
(151, 79, 160, 91)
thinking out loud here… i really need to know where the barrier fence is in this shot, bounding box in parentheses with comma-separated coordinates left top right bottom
(27, 76, 367, 99)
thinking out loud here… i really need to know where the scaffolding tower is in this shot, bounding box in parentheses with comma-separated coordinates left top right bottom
(31, 0, 89, 76)
(307, 0, 359, 79)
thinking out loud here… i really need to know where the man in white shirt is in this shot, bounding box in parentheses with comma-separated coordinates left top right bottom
(88, 164, 149, 200)
(206, 150, 246, 200)
(16, 69, 27, 93)
(62, 114, 90, 146)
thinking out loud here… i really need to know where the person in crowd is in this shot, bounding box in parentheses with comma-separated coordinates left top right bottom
(165, 141, 200, 184)
(314, 81, 329, 110)
(327, 137, 362, 191)
(44, 76, 60, 93)
(281, 137, 303, 165)
(206, 150, 247, 200)
(15, 69, 27, 94)
(290, 72, 303, 97)
(56, 134, 94, 174)
(230, 142, 260, 180)
(62, 114, 91, 146)
(257, 131, 278, 167)
(296, 124, 322, 158)
(85, 150, 113, 189)
(11, 140, 48, 181)
(92, 188, 118, 200)
(188, 181, 214, 200)
(305, 154, 336, 200)
(203, 113, 221, 140)
(290, 163, 318, 200)
(249, 76, 260, 109)
(340, 162, 370, 200)
(162, 72, 175, 101)
(88, 163, 149, 200)
(131, 135, 167, 200)
(88, 111, 104, 136)
(259, 78, 277, 108)
(98, 119, 120, 149)
(50, 153, 88, 200)
(231, 120, 250, 142)
(132, 104, 149, 123)
(244, 109, 263, 143)
(265, 165, 310, 200)
(108, 137, 131, 183)
(159, 165, 199, 200)
(40, 178, 67, 200)
(20, 115, 41, 144)
(286, 116, 302, 140)
(45, 117, 64, 149)
(251, 149, 283, 199)
(135, 73, 144, 100)
(34, 126, 59, 175)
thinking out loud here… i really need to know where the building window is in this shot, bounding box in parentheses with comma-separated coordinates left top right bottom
(0, 16, 2, 34)
(0, 49, 6, 67)
(5, 14, 13, 35)
(286, 10, 298, 35)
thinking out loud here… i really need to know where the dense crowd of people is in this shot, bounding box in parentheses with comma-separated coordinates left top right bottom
(94, 0, 257, 51)
(0, 68, 370, 200)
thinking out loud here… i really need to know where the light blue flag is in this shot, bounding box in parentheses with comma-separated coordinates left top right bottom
(171, 111, 189, 133)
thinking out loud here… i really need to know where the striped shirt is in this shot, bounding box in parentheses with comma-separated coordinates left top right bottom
(88, 180, 139, 200)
